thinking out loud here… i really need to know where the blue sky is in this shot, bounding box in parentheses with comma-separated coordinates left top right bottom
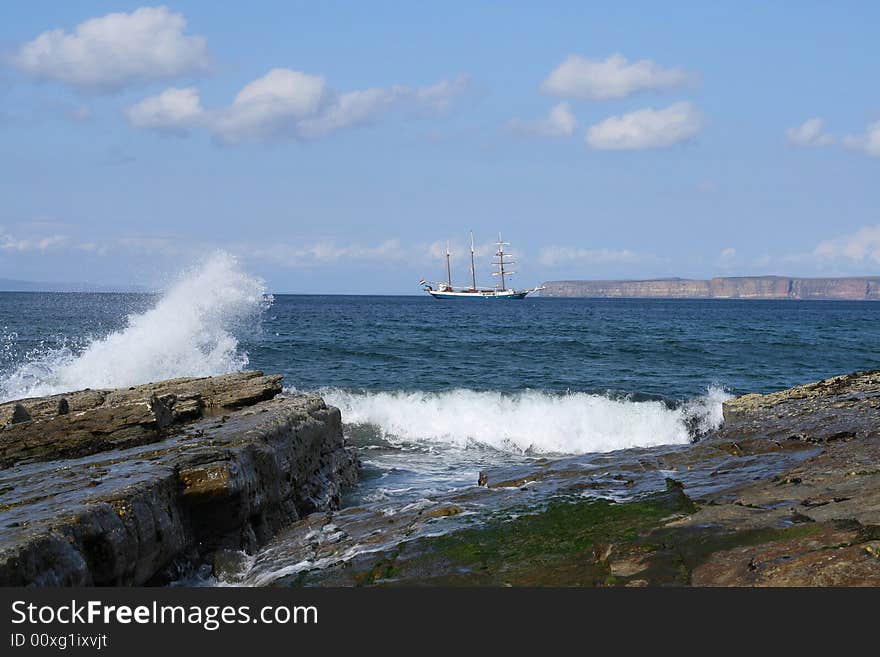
(1, 1, 879, 293)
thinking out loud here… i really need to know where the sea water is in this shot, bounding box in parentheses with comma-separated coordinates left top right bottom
(2, 252, 879, 509)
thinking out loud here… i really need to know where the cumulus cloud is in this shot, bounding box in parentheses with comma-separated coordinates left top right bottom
(125, 69, 469, 143)
(786, 118, 835, 147)
(540, 54, 693, 101)
(507, 103, 577, 138)
(586, 101, 703, 150)
(297, 87, 400, 139)
(123, 87, 204, 134)
(212, 69, 329, 142)
(12, 6, 209, 93)
(814, 225, 880, 264)
(538, 246, 641, 267)
(719, 247, 737, 260)
(843, 121, 880, 157)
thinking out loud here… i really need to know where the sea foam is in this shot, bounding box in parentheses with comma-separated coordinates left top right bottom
(321, 386, 732, 455)
(0, 251, 269, 402)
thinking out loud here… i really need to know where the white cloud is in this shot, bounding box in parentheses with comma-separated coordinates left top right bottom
(814, 225, 880, 264)
(540, 54, 692, 101)
(538, 246, 641, 267)
(12, 6, 209, 93)
(123, 87, 204, 134)
(586, 101, 703, 150)
(719, 247, 737, 260)
(843, 120, 880, 157)
(427, 239, 497, 262)
(115, 236, 182, 257)
(212, 69, 329, 143)
(0, 229, 68, 253)
(507, 103, 577, 138)
(242, 240, 404, 266)
(298, 87, 399, 139)
(411, 74, 471, 114)
(125, 69, 469, 143)
(786, 118, 835, 147)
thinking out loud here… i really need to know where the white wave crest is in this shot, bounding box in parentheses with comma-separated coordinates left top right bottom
(0, 251, 268, 401)
(322, 386, 732, 455)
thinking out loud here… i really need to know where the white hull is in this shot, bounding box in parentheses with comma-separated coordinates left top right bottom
(427, 288, 538, 300)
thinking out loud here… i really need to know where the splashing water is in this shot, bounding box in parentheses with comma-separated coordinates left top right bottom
(0, 252, 270, 401)
(321, 385, 732, 455)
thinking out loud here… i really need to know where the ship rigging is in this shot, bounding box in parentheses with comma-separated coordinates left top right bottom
(420, 232, 543, 300)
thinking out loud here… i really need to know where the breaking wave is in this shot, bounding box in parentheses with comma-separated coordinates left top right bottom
(321, 386, 732, 455)
(0, 251, 269, 401)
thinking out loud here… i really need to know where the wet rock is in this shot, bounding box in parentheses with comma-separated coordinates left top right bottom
(0, 372, 358, 586)
(10, 404, 30, 424)
(715, 370, 880, 444)
(251, 370, 880, 588)
(423, 505, 462, 518)
(0, 371, 283, 467)
(691, 525, 880, 586)
(212, 549, 249, 583)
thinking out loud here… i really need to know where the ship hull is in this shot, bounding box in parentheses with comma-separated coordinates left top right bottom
(427, 289, 531, 300)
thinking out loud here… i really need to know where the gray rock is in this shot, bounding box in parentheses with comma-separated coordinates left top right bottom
(0, 371, 283, 468)
(714, 369, 880, 443)
(0, 372, 358, 586)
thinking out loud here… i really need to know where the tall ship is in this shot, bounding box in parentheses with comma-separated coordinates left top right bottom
(420, 233, 544, 300)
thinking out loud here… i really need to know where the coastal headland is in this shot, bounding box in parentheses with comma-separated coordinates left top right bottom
(1, 369, 879, 586)
(541, 276, 880, 300)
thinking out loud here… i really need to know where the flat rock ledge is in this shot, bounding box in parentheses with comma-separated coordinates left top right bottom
(0, 372, 358, 586)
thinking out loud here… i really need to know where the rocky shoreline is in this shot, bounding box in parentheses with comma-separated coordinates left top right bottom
(241, 370, 880, 587)
(1, 369, 878, 587)
(0, 372, 358, 586)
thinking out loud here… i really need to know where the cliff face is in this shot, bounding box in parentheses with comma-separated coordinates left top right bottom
(0, 372, 359, 586)
(541, 276, 880, 300)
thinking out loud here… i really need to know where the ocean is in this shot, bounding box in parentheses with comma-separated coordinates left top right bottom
(2, 253, 879, 529)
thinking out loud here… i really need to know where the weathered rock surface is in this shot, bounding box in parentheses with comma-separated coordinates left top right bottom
(715, 369, 880, 443)
(0, 371, 283, 468)
(240, 370, 880, 587)
(541, 276, 880, 300)
(0, 372, 358, 586)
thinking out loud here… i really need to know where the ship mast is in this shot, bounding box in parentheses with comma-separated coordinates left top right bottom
(445, 241, 452, 287)
(469, 231, 477, 290)
(492, 233, 515, 291)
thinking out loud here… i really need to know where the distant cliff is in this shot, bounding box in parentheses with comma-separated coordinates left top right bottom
(541, 276, 880, 300)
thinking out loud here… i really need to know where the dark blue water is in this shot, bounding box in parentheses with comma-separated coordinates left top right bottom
(2, 289, 879, 508)
(245, 295, 880, 398)
(4, 292, 879, 399)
